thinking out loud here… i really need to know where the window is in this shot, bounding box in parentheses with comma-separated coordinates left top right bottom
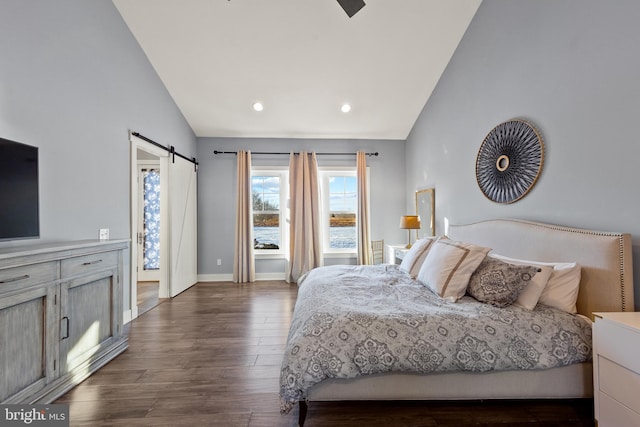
(251, 170, 287, 254)
(250, 166, 366, 258)
(320, 170, 358, 253)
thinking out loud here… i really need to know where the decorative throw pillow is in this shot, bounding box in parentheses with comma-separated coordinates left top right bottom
(417, 239, 491, 302)
(399, 236, 439, 278)
(489, 254, 581, 313)
(487, 253, 553, 310)
(467, 258, 541, 308)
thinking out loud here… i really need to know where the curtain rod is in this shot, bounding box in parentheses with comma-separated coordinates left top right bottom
(132, 132, 199, 169)
(213, 150, 379, 157)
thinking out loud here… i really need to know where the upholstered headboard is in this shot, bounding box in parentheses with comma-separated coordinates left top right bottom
(447, 219, 634, 316)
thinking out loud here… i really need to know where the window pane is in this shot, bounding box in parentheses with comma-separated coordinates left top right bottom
(329, 176, 356, 212)
(252, 175, 281, 250)
(251, 176, 264, 192)
(262, 194, 279, 211)
(254, 213, 279, 227)
(254, 214, 280, 249)
(329, 213, 356, 249)
(328, 175, 357, 249)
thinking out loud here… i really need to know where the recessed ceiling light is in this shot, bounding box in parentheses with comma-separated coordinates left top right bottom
(341, 103, 351, 113)
(252, 102, 264, 112)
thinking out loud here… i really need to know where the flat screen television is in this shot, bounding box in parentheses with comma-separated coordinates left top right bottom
(0, 137, 40, 241)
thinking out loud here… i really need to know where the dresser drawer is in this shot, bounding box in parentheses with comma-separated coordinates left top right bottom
(0, 262, 58, 293)
(595, 318, 640, 374)
(598, 356, 640, 413)
(599, 391, 640, 427)
(61, 251, 118, 278)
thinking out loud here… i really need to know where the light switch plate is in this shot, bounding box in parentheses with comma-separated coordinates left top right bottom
(99, 228, 109, 240)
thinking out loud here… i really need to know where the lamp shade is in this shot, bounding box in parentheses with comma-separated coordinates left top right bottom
(399, 215, 421, 230)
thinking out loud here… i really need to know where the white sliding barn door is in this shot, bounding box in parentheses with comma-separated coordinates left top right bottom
(168, 155, 198, 297)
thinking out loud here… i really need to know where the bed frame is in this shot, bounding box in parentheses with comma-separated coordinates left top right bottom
(298, 219, 635, 425)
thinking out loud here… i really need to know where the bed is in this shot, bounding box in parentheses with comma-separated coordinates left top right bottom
(279, 219, 635, 426)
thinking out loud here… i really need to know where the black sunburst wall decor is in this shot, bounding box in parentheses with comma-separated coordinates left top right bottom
(475, 119, 544, 204)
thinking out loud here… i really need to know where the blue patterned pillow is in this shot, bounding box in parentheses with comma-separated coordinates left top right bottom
(467, 257, 540, 308)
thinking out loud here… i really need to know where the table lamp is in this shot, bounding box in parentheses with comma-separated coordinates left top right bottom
(399, 215, 421, 248)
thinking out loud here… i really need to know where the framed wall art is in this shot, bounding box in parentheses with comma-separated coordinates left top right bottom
(476, 119, 544, 204)
(415, 188, 435, 238)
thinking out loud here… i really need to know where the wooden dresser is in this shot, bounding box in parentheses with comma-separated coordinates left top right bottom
(592, 312, 640, 427)
(0, 239, 129, 403)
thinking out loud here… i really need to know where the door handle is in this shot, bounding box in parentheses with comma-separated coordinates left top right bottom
(61, 316, 70, 340)
(0, 274, 30, 284)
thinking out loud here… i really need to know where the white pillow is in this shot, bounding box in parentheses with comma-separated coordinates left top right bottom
(488, 253, 553, 310)
(417, 239, 491, 302)
(399, 236, 439, 278)
(489, 253, 581, 313)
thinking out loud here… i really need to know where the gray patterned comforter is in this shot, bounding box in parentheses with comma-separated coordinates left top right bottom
(279, 264, 592, 414)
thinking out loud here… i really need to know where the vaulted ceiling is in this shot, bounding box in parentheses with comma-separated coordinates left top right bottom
(113, 0, 481, 140)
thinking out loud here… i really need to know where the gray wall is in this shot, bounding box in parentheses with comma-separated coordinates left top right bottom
(405, 0, 640, 309)
(0, 0, 196, 310)
(197, 138, 406, 277)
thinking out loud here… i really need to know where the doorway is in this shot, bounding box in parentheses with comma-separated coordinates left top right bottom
(130, 135, 170, 321)
(136, 159, 163, 315)
(129, 132, 198, 322)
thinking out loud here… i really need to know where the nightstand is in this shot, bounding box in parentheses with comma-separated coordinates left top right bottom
(592, 312, 640, 427)
(386, 244, 409, 264)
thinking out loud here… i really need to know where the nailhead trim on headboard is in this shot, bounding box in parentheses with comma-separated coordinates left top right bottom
(449, 219, 633, 313)
(521, 221, 628, 312)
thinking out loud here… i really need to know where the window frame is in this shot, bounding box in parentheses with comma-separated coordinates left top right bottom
(249, 165, 369, 260)
(251, 167, 288, 258)
(319, 167, 362, 257)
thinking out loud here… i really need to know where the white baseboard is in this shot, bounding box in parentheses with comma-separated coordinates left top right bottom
(198, 272, 286, 282)
(198, 273, 233, 282)
(254, 272, 287, 281)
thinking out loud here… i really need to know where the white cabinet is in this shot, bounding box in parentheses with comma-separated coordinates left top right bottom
(592, 312, 640, 427)
(0, 240, 129, 403)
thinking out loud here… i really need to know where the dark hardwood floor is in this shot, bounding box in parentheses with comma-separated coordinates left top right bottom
(56, 281, 595, 426)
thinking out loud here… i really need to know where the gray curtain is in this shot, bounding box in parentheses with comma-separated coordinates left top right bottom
(233, 150, 255, 283)
(356, 151, 372, 265)
(287, 152, 322, 283)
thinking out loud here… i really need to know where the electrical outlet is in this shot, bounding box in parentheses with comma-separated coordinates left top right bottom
(99, 228, 109, 240)
(217, 259, 222, 266)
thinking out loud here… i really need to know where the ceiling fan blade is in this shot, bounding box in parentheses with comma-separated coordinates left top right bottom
(337, 0, 366, 18)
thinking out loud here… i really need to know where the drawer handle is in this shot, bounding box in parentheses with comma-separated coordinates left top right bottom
(61, 317, 70, 340)
(0, 274, 30, 284)
(82, 259, 103, 266)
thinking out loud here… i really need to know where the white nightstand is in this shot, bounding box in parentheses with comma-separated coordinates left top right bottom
(386, 244, 409, 264)
(592, 312, 640, 427)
